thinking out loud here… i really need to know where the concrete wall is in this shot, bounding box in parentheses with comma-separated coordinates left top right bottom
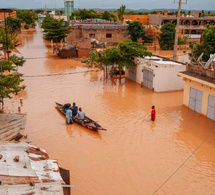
(126, 57, 186, 92)
(152, 62, 186, 92)
(183, 78, 215, 116)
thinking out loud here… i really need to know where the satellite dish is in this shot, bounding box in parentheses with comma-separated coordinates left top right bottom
(197, 53, 204, 62)
(204, 53, 215, 69)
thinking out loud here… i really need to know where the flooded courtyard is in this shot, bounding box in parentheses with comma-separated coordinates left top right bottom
(5, 25, 215, 194)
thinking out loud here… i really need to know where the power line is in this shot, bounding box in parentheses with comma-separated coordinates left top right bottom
(21, 70, 100, 78)
(152, 128, 215, 195)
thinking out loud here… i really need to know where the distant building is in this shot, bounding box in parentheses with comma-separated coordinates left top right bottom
(178, 62, 215, 121)
(64, 0, 74, 21)
(38, 14, 46, 23)
(123, 15, 149, 25)
(0, 10, 16, 21)
(53, 15, 67, 21)
(149, 10, 215, 42)
(126, 56, 186, 92)
(67, 22, 129, 46)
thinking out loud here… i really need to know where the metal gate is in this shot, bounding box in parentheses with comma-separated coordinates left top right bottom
(207, 95, 215, 121)
(142, 69, 153, 90)
(189, 87, 203, 113)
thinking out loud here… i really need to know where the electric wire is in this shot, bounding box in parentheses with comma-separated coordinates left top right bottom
(152, 128, 215, 195)
(21, 70, 100, 78)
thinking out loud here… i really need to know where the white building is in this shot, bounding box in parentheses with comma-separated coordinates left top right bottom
(126, 56, 186, 92)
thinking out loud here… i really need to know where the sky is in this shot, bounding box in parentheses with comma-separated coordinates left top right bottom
(0, 0, 215, 10)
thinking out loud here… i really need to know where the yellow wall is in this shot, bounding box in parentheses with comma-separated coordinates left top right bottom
(183, 78, 215, 116)
(123, 15, 149, 25)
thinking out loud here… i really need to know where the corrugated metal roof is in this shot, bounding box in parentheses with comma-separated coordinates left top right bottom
(0, 114, 26, 141)
(0, 142, 64, 195)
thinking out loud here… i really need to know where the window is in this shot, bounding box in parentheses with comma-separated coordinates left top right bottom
(106, 34, 112, 38)
(89, 34, 95, 38)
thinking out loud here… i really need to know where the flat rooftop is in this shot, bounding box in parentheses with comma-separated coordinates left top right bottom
(144, 56, 185, 66)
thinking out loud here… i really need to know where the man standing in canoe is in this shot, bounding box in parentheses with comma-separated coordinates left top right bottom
(66, 107, 73, 124)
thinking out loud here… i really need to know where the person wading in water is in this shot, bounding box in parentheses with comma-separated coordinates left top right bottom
(151, 105, 156, 121)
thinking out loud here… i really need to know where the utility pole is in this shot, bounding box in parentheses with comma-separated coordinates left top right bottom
(3, 10, 9, 60)
(0, 9, 13, 60)
(173, 0, 187, 60)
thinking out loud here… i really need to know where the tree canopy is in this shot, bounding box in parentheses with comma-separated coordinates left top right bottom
(117, 4, 126, 21)
(189, 25, 215, 62)
(158, 22, 176, 50)
(17, 10, 35, 25)
(0, 55, 26, 112)
(85, 40, 152, 79)
(6, 17, 22, 32)
(0, 26, 18, 53)
(41, 17, 71, 43)
(127, 21, 145, 42)
(70, 9, 117, 21)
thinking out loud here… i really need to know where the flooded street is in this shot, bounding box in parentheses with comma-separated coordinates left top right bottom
(6, 25, 215, 194)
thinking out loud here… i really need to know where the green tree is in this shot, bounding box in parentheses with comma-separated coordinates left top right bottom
(117, 4, 126, 21)
(41, 17, 71, 44)
(0, 55, 26, 112)
(17, 10, 34, 25)
(34, 9, 44, 14)
(0, 26, 18, 55)
(110, 13, 117, 21)
(127, 21, 144, 42)
(70, 9, 100, 20)
(158, 22, 176, 50)
(6, 17, 22, 32)
(85, 40, 152, 80)
(189, 25, 215, 61)
(102, 11, 112, 21)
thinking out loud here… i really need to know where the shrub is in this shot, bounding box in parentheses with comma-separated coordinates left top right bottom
(24, 24, 29, 29)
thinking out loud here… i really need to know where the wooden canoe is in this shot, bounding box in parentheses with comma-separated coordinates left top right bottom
(55, 102, 106, 131)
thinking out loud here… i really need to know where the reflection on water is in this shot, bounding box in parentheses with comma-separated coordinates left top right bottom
(5, 24, 215, 195)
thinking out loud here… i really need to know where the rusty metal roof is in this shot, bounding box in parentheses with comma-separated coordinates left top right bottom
(0, 142, 64, 195)
(0, 113, 26, 142)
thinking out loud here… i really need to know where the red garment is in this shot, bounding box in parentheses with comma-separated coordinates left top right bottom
(151, 109, 156, 119)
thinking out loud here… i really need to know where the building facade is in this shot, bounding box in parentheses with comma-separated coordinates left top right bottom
(64, 0, 74, 21)
(178, 63, 215, 121)
(123, 15, 149, 25)
(66, 23, 129, 46)
(149, 11, 215, 41)
(126, 56, 186, 92)
(0, 10, 16, 21)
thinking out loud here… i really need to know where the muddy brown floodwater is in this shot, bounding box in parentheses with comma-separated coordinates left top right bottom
(5, 25, 215, 195)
